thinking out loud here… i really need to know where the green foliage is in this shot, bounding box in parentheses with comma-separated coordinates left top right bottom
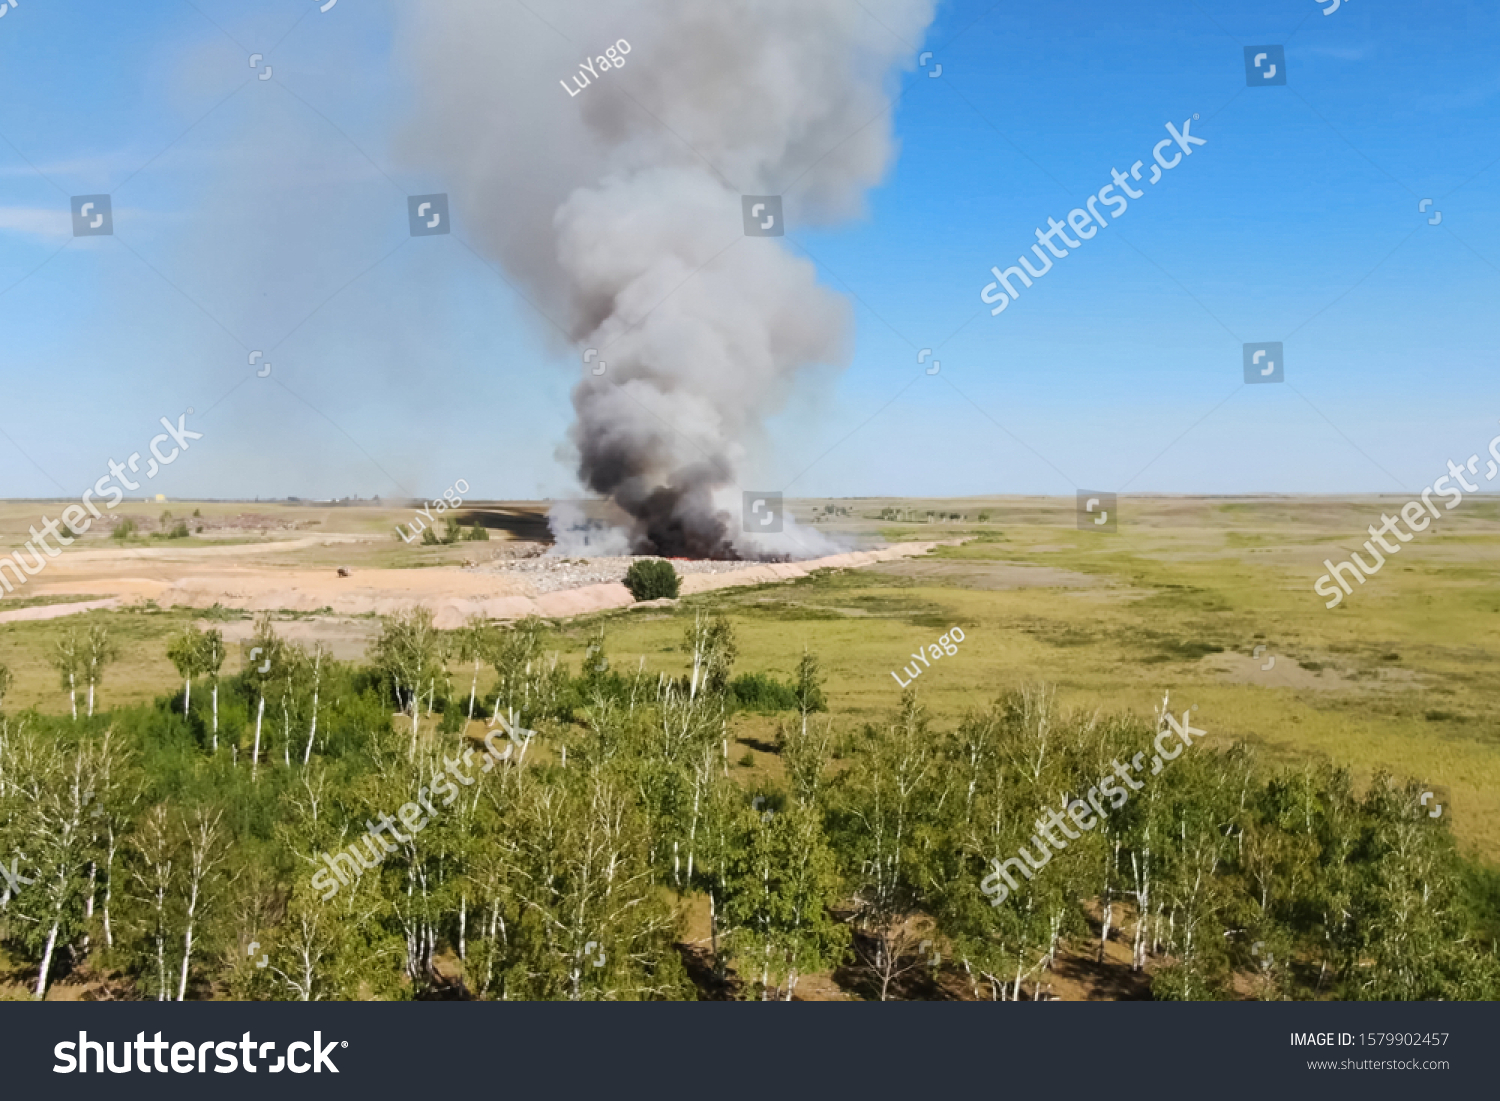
(4, 605, 1499, 1004)
(436, 700, 464, 736)
(167, 626, 206, 705)
(728, 646, 828, 714)
(719, 800, 849, 999)
(580, 626, 610, 683)
(112, 519, 137, 541)
(685, 612, 736, 697)
(793, 649, 827, 713)
(623, 558, 680, 601)
(729, 672, 799, 712)
(368, 607, 446, 749)
(465, 523, 490, 541)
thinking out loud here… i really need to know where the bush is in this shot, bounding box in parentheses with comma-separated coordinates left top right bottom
(112, 519, 137, 541)
(730, 672, 800, 712)
(167, 522, 190, 539)
(437, 702, 464, 736)
(465, 524, 490, 541)
(623, 558, 679, 601)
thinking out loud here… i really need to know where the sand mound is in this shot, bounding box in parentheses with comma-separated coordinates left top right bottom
(162, 543, 948, 627)
(9, 533, 952, 627)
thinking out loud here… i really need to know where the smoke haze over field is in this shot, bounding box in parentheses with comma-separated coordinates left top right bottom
(398, 0, 936, 556)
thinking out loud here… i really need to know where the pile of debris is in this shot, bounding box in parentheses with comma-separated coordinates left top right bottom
(474, 554, 758, 595)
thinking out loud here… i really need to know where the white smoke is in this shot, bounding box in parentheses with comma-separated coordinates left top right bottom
(397, 0, 935, 557)
(546, 500, 633, 557)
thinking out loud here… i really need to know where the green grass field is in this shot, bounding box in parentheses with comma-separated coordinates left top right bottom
(3, 494, 1496, 862)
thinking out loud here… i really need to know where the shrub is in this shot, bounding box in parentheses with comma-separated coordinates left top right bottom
(729, 672, 800, 712)
(465, 523, 490, 541)
(167, 522, 190, 539)
(793, 650, 828, 713)
(623, 558, 679, 601)
(437, 702, 464, 736)
(112, 519, 137, 541)
(737, 749, 756, 768)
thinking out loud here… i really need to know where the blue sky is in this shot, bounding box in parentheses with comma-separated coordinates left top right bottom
(1, 0, 1497, 502)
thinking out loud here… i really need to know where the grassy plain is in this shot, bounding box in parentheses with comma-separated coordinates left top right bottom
(2, 493, 1496, 863)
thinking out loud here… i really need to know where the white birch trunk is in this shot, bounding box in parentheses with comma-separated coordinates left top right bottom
(103, 826, 116, 948)
(252, 695, 265, 781)
(34, 921, 60, 999)
(303, 654, 321, 766)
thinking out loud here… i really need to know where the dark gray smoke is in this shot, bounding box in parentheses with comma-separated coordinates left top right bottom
(399, 0, 935, 556)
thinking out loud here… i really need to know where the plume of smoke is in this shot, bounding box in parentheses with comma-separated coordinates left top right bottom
(547, 500, 633, 557)
(398, 0, 935, 557)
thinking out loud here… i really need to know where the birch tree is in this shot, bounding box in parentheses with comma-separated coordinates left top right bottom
(200, 629, 226, 751)
(721, 799, 847, 1000)
(82, 622, 118, 718)
(302, 645, 328, 765)
(457, 616, 495, 725)
(242, 616, 288, 779)
(836, 690, 945, 1000)
(167, 626, 206, 718)
(176, 808, 230, 1000)
(129, 804, 178, 1001)
(51, 631, 82, 721)
(23, 734, 106, 998)
(369, 606, 445, 757)
(684, 612, 736, 702)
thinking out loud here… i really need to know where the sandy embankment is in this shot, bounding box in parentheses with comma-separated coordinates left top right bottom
(157, 543, 947, 627)
(0, 598, 123, 624)
(9, 539, 949, 628)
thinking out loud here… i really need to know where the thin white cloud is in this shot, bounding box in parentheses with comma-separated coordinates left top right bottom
(0, 206, 71, 240)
